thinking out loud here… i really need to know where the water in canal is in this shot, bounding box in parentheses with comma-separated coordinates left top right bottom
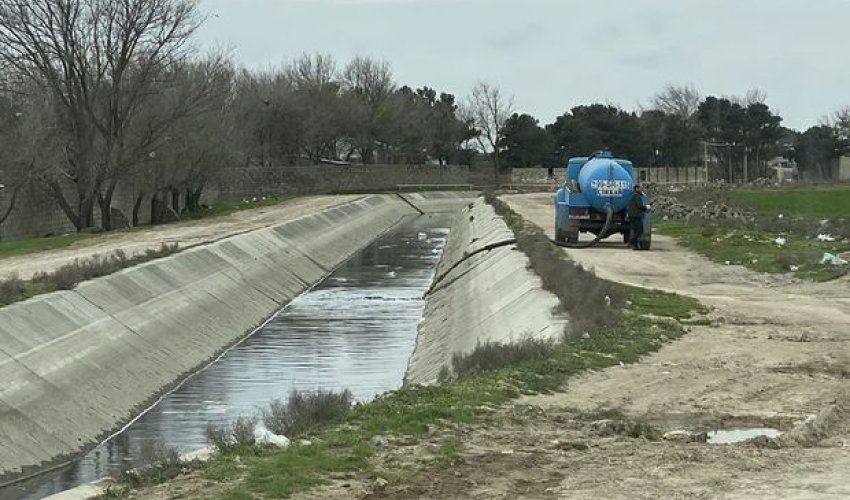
(3, 214, 450, 500)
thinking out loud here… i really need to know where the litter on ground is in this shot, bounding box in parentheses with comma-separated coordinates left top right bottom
(820, 253, 848, 266)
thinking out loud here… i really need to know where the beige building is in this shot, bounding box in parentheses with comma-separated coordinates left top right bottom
(831, 155, 850, 181)
(767, 156, 798, 182)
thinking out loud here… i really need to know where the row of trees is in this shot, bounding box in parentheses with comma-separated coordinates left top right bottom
(0, 0, 478, 233)
(495, 84, 849, 181)
(0, 1, 847, 235)
(234, 55, 476, 168)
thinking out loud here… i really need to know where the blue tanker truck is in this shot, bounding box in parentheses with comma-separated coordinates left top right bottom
(554, 150, 651, 249)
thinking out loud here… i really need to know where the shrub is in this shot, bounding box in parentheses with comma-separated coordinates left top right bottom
(205, 415, 257, 451)
(450, 337, 557, 379)
(119, 441, 183, 487)
(0, 274, 26, 306)
(263, 389, 353, 436)
(1, 243, 182, 301)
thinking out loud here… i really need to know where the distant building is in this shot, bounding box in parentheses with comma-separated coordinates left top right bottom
(767, 156, 798, 182)
(831, 155, 850, 181)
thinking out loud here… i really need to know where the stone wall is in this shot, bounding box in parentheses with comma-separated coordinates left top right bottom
(0, 185, 76, 240)
(213, 164, 472, 199)
(634, 166, 708, 184)
(1, 165, 477, 240)
(831, 156, 850, 181)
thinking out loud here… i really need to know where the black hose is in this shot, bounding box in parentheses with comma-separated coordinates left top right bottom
(550, 204, 615, 249)
(425, 238, 518, 297)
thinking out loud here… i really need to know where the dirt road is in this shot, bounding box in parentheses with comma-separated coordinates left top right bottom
(0, 195, 360, 281)
(312, 193, 850, 499)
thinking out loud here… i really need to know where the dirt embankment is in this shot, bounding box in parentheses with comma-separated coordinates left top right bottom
(0, 195, 361, 281)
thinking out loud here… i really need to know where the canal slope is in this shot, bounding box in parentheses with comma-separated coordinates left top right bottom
(405, 198, 566, 385)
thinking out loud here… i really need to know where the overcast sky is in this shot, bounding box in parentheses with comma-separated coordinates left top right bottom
(196, 0, 849, 131)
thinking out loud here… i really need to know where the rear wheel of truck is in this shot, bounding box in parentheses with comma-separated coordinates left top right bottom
(638, 233, 652, 250)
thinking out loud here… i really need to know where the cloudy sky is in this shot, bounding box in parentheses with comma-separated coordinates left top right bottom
(196, 0, 849, 131)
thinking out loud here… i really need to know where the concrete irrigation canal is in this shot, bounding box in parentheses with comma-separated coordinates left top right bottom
(0, 192, 569, 499)
(4, 211, 452, 499)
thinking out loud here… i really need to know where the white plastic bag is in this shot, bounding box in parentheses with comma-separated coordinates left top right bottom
(254, 423, 290, 448)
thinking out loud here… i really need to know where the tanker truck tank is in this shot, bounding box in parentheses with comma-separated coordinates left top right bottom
(553, 150, 651, 249)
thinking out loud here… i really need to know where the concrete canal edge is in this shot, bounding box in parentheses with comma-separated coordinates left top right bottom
(0, 193, 475, 483)
(405, 198, 567, 385)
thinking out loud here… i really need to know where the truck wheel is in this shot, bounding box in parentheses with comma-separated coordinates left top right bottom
(623, 232, 630, 244)
(555, 227, 567, 243)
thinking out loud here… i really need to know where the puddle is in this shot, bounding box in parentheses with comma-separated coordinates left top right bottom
(706, 428, 782, 444)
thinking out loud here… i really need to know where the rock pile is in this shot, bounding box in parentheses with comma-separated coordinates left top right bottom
(652, 195, 754, 223)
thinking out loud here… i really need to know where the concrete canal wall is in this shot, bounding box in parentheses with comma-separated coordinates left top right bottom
(0, 194, 423, 479)
(405, 198, 567, 385)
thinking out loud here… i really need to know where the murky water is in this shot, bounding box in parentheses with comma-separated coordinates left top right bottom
(706, 428, 782, 444)
(2, 214, 450, 500)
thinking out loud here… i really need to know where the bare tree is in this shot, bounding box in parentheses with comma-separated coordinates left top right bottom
(341, 56, 395, 163)
(464, 81, 514, 174)
(650, 84, 701, 120)
(0, 0, 203, 230)
(725, 88, 769, 108)
(0, 79, 62, 231)
(286, 54, 346, 163)
(287, 52, 337, 91)
(127, 54, 235, 224)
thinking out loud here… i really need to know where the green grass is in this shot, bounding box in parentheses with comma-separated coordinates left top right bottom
(179, 195, 293, 222)
(725, 185, 850, 218)
(431, 437, 462, 466)
(627, 287, 708, 319)
(0, 232, 95, 260)
(658, 221, 849, 281)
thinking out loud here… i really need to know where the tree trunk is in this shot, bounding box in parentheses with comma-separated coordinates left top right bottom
(150, 192, 164, 225)
(46, 179, 83, 231)
(185, 186, 204, 212)
(171, 188, 180, 214)
(0, 184, 22, 227)
(97, 180, 117, 231)
(132, 194, 144, 227)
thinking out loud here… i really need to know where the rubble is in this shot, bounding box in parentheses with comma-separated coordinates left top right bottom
(650, 195, 754, 223)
